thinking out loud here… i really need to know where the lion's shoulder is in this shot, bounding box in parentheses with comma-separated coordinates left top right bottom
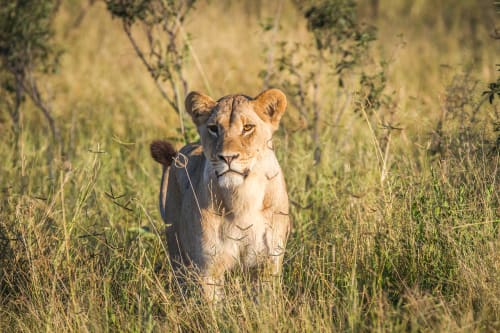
(172, 143, 206, 191)
(179, 142, 203, 156)
(178, 142, 204, 169)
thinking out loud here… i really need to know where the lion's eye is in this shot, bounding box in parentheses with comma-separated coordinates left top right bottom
(242, 124, 255, 134)
(207, 124, 218, 136)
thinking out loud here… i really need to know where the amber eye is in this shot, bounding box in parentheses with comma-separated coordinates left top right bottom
(242, 124, 255, 133)
(207, 124, 218, 136)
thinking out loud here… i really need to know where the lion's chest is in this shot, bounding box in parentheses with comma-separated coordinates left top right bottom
(202, 208, 271, 269)
(225, 212, 270, 267)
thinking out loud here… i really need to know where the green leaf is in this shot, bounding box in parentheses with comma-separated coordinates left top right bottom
(127, 226, 157, 239)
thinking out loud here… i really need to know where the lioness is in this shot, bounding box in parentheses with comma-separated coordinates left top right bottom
(151, 89, 290, 301)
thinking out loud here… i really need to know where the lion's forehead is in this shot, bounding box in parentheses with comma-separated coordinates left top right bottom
(210, 95, 257, 127)
(216, 94, 253, 105)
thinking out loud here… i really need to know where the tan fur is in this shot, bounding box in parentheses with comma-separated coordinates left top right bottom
(155, 89, 290, 301)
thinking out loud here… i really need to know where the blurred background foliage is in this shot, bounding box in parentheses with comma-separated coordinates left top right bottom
(0, 0, 499, 331)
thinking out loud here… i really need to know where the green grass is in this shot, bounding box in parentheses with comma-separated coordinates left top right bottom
(1, 1, 499, 331)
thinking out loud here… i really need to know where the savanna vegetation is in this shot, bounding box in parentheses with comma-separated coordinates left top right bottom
(0, 0, 499, 331)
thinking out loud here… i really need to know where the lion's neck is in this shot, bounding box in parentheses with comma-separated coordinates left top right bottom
(222, 178, 266, 214)
(203, 152, 279, 215)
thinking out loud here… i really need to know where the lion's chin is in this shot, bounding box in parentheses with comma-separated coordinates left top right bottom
(217, 172, 245, 188)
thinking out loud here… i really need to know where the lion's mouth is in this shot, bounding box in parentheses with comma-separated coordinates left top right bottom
(215, 169, 249, 178)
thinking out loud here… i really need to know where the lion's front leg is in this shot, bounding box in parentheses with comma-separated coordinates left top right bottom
(199, 251, 236, 303)
(200, 274, 224, 303)
(265, 244, 285, 289)
(264, 213, 290, 290)
(267, 250, 285, 277)
(258, 250, 285, 299)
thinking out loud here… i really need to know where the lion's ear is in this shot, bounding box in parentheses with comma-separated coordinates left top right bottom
(185, 91, 216, 126)
(253, 88, 287, 132)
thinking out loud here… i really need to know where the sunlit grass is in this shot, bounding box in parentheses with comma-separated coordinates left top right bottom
(1, 1, 499, 331)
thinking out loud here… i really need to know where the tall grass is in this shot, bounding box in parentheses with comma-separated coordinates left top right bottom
(1, 1, 498, 331)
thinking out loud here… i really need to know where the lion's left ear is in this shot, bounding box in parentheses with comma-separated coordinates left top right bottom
(253, 88, 287, 132)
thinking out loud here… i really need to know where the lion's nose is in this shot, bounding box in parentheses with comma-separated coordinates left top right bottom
(218, 153, 240, 165)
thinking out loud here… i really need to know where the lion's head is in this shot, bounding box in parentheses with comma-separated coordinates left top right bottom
(185, 89, 287, 188)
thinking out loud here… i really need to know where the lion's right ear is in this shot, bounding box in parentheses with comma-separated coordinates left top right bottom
(185, 91, 216, 127)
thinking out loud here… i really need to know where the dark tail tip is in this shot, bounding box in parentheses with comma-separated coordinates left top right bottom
(150, 140, 177, 166)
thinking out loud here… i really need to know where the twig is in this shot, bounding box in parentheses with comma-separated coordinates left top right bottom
(289, 199, 313, 210)
(123, 22, 179, 114)
(452, 220, 499, 229)
(263, 0, 284, 89)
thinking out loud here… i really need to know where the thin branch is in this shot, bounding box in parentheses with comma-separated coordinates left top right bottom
(264, 0, 284, 88)
(333, 91, 352, 127)
(22, 68, 62, 151)
(312, 50, 324, 164)
(123, 22, 179, 114)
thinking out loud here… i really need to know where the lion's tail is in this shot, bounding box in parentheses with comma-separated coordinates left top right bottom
(150, 140, 177, 223)
(150, 140, 177, 166)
